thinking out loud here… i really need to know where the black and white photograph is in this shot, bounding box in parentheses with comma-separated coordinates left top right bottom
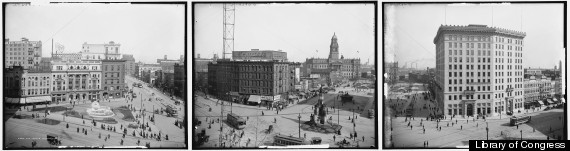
(192, 2, 377, 149)
(383, 2, 565, 148)
(2, 2, 187, 149)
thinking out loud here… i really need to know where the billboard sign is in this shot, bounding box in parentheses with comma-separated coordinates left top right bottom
(232, 51, 287, 61)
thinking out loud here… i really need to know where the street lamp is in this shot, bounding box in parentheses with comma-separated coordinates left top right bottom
(298, 113, 301, 138)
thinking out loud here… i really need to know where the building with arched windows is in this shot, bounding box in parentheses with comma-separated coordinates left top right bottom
(51, 59, 102, 103)
(303, 33, 361, 86)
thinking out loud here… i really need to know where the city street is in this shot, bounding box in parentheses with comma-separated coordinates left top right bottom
(385, 84, 564, 148)
(193, 84, 376, 148)
(4, 75, 186, 148)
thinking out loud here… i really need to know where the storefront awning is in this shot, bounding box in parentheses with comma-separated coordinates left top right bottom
(288, 95, 298, 99)
(247, 95, 261, 103)
(552, 98, 559, 102)
(5, 97, 20, 104)
(23, 96, 52, 104)
(537, 100, 545, 105)
(229, 92, 240, 96)
(299, 92, 306, 96)
(547, 99, 554, 104)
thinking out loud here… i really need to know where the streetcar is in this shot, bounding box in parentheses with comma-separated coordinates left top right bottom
(226, 113, 246, 129)
(273, 134, 307, 146)
(510, 115, 531, 126)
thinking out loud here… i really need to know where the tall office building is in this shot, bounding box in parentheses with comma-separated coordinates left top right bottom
(4, 38, 42, 69)
(434, 24, 525, 117)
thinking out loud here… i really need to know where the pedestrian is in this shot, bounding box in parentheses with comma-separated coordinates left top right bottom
(461, 125, 463, 130)
(333, 135, 336, 141)
(411, 125, 413, 130)
(423, 128, 425, 134)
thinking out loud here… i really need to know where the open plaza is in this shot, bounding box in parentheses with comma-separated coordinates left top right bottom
(4, 76, 186, 148)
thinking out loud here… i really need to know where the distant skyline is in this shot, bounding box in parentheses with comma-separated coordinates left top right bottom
(194, 3, 375, 63)
(4, 3, 185, 64)
(385, 3, 564, 69)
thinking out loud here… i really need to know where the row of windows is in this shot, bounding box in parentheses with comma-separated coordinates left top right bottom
(25, 88, 50, 96)
(5, 43, 37, 47)
(7, 57, 33, 60)
(448, 78, 492, 85)
(449, 50, 492, 56)
(104, 65, 121, 71)
(6, 47, 37, 51)
(6, 61, 34, 65)
(103, 86, 121, 91)
(448, 94, 492, 100)
(448, 71, 493, 78)
(448, 42, 492, 49)
(448, 57, 495, 63)
(448, 103, 492, 108)
(447, 35, 491, 42)
(7, 51, 36, 55)
(53, 85, 101, 91)
(496, 37, 523, 45)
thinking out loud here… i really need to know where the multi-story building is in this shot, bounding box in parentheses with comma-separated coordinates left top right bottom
(174, 63, 186, 100)
(122, 54, 136, 76)
(524, 75, 553, 107)
(385, 62, 399, 85)
(51, 59, 102, 103)
(195, 54, 214, 92)
(135, 64, 140, 78)
(208, 60, 291, 105)
(305, 33, 361, 84)
(102, 59, 126, 99)
(4, 38, 42, 69)
(80, 41, 121, 60)
(138, 64, 161, 83)
(4, 66, 24, 104)
(434, 24, 526, 117)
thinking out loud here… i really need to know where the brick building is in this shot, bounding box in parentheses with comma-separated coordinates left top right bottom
(208, 60, 291, 105)
(102, 59, 126, 99)
(122, 54, 136, 76)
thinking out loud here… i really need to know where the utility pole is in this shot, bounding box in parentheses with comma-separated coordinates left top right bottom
(220, 95, 224, 147)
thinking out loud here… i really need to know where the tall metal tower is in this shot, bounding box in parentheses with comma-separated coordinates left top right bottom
(219, 4, 236, 147)
(222, 4, 235, 59)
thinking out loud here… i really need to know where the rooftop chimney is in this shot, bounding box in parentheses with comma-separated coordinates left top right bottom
(164, 55, 167, 60)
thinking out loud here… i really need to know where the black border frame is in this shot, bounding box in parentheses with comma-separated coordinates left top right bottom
(381, 1, 567, 149)
(191, 1, 378, 149)
(2, 1, 189, 150)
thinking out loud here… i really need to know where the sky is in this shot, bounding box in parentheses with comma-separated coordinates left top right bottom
(384, 3, 564, 69)
(194, 3, 375, 63)
(4, 3, 185, 64)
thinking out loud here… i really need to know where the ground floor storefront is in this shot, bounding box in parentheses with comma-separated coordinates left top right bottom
(51, 91, 101, 104)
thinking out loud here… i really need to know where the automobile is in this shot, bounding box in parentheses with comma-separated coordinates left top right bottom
(132, 93, 137, 98)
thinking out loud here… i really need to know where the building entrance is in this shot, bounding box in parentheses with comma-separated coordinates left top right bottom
(467, 104, 474, 116)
